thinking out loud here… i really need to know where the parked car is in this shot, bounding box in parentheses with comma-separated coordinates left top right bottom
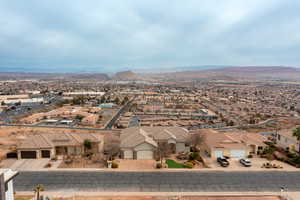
(240, 158, 252, 167)
(217, 157, 230, 167)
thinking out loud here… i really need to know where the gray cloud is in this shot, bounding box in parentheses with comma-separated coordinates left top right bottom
(0, 0, 299, 72)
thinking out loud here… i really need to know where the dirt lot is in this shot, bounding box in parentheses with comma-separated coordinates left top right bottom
(50, 195, 281, 200)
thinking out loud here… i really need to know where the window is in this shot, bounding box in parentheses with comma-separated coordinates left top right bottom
(258, 146, 263, 150)
(277, 134, 281, 140)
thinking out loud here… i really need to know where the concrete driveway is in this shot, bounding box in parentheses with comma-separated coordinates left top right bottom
(208, 157, 295, 171)
(116, 159, 156, 170)
(10, 159, 50, 170)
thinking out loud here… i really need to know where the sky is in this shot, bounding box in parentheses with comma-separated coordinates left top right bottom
(0, 0, 300, 73)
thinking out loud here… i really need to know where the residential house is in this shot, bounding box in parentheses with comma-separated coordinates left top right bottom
(0, 169, 18, 200)
(120, 126, 190, 160)
(225, 132, 268, 155)
(276, 128, 300, 152)
(16, 133, 104, 159)
(201, 129, 250, 159)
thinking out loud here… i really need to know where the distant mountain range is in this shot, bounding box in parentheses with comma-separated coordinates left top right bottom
(111, 70, 142, 81)
(0, 66, 299, 81)
(0, 72, 110, 81)
(147, 66, 300, 81)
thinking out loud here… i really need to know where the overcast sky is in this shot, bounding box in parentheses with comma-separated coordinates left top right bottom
(0, 0, 300, 73)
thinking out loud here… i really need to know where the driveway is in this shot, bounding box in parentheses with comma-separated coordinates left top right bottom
(116, 159, 156, 170)
(10, 159, 50, 170)
(207, 157, 295, 171)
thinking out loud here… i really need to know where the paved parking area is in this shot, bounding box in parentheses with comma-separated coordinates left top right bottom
(207, 157, 295, 171)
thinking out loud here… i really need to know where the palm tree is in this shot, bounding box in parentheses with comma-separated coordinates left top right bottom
(33, 184, 44, 200)
(293, 127, 300, 153)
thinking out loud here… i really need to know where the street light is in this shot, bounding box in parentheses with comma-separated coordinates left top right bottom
(280, 186, 288, 199)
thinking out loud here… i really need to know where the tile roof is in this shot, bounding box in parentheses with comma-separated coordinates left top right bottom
(120, 126, 189, 148)
(17, 132, 102, 150)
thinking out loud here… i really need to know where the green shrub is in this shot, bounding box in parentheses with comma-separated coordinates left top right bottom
(287, 152, 297, 158)
(111, 161, 119, 168)
(291, 155, 300, 164)
(189, 152, 201, 161)
(184, 161, 194, 168)
(84, 152, 93, 158)
(156, 163, 162, 169)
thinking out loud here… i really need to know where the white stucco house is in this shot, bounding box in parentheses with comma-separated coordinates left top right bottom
(201, 129, 251, 159)
(0, 169, 19, 200)
(276, 128, 300, 152)
(120, 127, 190, 159)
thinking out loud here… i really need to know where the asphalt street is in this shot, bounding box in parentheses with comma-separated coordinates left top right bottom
(14, 171, 300, 192)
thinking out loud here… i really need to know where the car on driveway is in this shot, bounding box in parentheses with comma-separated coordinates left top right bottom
(217, 157, 230, 167)
(240, 158, 252, 167)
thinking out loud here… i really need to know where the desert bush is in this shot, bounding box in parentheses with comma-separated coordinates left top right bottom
(156, 163, 162, 169)
(184, 161, 194, 168)
(44, 163, 52, 168)
(111, 161, 119, 168)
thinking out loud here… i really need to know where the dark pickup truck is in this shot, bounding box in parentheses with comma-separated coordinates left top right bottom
(217, 157, 230, 167)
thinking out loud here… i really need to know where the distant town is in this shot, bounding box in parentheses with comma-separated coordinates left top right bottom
(0, 66, 300, 199)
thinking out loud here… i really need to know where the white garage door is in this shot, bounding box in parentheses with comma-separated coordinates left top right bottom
(230, 150, 246, 158)
(136, 150, 153, 159)
(123, 150, 133, 159)
(214, 150, 223, 158)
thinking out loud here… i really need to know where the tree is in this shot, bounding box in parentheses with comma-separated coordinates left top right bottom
(157, 142, 171, 165)
(189, 133, 203, 150)
(228, 120, 235, 126)
(104, 135, 120, 160)
(72, 96, 86, 105)
(293, 127, 300, 153)
(75, 114, 84, 121)
(100, 96, 106, 104)
(84, 139, 92, 152)
(114, 97, 120, 105)
(121, 96, 129, 105)
(33, 184, 44, 200)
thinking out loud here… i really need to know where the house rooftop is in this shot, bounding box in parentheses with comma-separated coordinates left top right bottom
(17, 132, 103, 150)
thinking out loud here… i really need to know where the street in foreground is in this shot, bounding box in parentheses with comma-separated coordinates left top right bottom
(15, 171, 300, 192)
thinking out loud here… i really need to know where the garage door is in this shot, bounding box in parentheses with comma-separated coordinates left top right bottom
(41, 150, 51, 158)
(21, 151, 37, 159)
(214, 150, 223, 158)
(136, 150, 153, 159)
(230, 150, 246, 158)
(123, 150, 133, 159)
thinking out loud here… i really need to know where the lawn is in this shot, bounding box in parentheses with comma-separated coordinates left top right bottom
(166, 159, 186, 168)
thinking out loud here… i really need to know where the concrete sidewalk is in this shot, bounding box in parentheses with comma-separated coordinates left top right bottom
(15, 166, 300, 172)
(16, 191, 298, 199)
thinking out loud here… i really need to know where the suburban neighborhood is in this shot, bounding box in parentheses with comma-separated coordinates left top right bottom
(2, 0, 300, 199)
